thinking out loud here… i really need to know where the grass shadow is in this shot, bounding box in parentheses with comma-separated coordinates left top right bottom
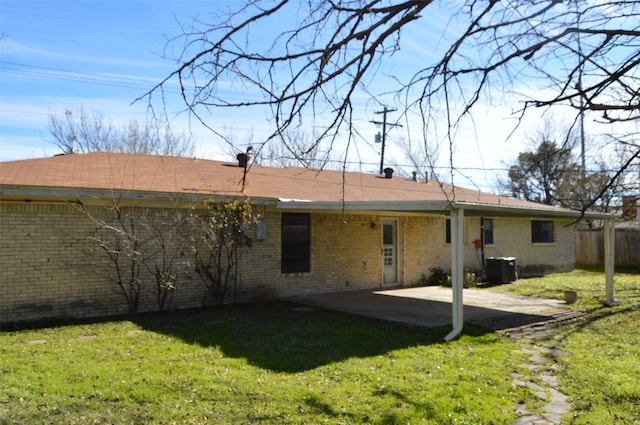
(561, 301, 640, 336)
(134, 301, 457, 373)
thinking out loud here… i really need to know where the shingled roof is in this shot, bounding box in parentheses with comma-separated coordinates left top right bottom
(0, 151, 582, 216)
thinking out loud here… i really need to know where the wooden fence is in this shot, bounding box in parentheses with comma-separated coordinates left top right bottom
(574, 229, 640, 269)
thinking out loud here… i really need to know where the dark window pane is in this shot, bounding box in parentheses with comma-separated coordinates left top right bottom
(483, 218, 494, 245)
(445, 219, 451, 244)
(281, 213, 310, 273)
(383, 224, 393, 245)
(531, 220, 554, 243)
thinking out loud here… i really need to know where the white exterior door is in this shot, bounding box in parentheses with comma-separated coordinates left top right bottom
(382, 218, 399, 286)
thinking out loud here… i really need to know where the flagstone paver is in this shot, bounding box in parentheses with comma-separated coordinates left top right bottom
(503, 313, 584, 425)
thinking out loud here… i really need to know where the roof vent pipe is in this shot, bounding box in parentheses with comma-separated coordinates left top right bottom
(412, 171, 417, 182)
(237, 153, 249, 168)
(383, 167, 394, 179)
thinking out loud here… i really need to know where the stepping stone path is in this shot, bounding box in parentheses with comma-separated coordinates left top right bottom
(502, 312, 584, 425)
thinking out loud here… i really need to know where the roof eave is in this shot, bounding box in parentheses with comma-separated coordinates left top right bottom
(0, 185, 277, 206)
(2, 185, 616, 220)
(276, 198, 615, 219)
(276, 199, 451, 213)
(450, 201, 614, 219)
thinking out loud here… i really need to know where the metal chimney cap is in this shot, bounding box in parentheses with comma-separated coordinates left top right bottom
(237, 152, 249, 168)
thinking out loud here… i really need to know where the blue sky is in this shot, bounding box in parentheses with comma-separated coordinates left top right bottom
(0, 0, 587, 192)
(1, 0, 212, 160)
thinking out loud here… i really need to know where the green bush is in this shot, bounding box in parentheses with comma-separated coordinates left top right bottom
(433, 268, 478, 288)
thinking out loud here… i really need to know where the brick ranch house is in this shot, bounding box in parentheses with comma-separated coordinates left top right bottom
(0, 152, 616, 326)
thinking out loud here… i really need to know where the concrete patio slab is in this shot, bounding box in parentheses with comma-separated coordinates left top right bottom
(288, 286, 569, 330)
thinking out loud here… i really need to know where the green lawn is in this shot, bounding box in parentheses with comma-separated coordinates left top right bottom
(496, 268, 640, 424)
(1, 268, 638, 424)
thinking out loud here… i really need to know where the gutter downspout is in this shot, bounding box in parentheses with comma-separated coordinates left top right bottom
(445, 207, 464, 341)
(604, 217, 616, 305)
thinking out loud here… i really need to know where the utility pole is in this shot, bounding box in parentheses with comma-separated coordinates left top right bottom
(371, 106, 402, 174)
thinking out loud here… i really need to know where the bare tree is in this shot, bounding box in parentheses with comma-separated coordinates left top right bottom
(220, 127, 337, 169)
(252, 129, 332, 168)
(556, 161, 622, 214)
(81, 202, 150, 315)
(49, 108, 112, 154)
(610, 132, 640, 203)
(76, 199, 187, 315)
(142, 1, 640, 210)
(143, 211, 189, 312)
(48, 107, 195, 157)
(186, 199, 258, 305)
(391, 135, 442, 183)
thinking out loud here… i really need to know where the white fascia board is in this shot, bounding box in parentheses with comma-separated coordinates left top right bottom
(276, 199, 451, 212)
(0, 185, 278, 207)
(0, 186, 203, 205)
(275, 198, 614, 220)
(450, 201, 614, 220)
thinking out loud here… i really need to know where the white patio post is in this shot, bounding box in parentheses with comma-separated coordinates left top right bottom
(604, 217, 615, 305)
(445, 207, 464, 341)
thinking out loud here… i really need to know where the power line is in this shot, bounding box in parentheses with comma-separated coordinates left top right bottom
(0, 60, 287, 104)
(265, 154, 638, 176)
(0, 60, 163, 92)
